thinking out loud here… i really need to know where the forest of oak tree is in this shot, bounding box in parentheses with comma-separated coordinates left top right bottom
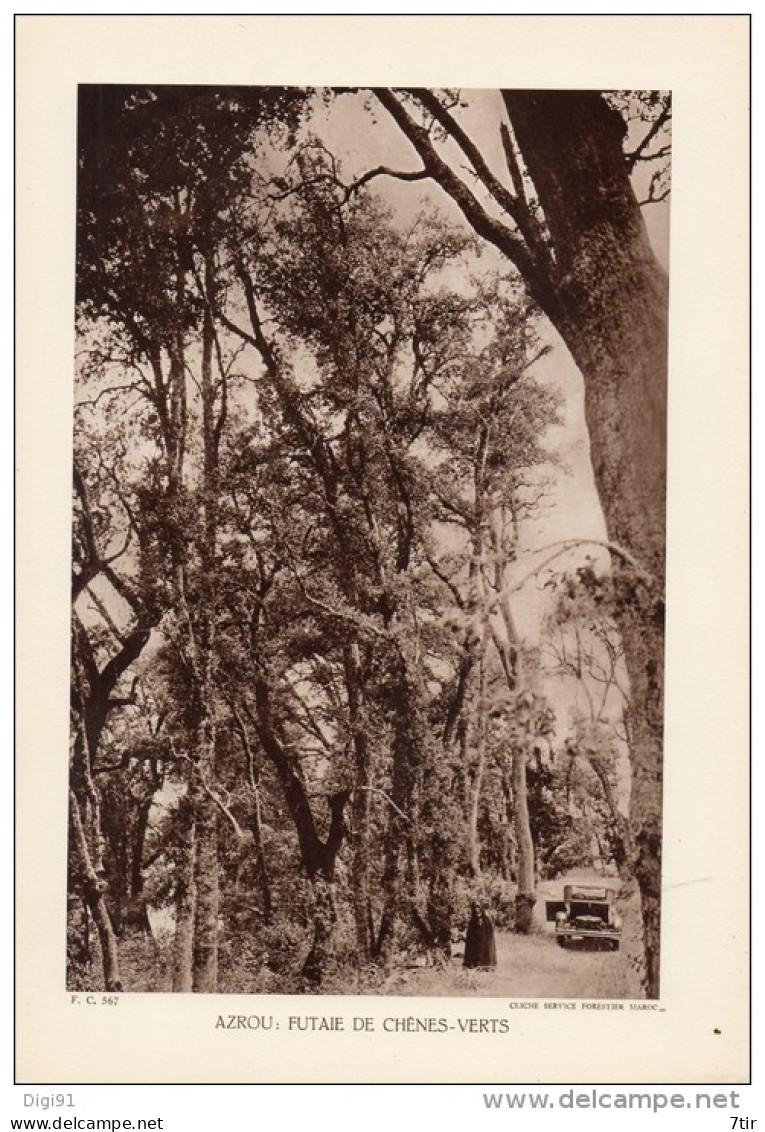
(69, 87, 670, 997)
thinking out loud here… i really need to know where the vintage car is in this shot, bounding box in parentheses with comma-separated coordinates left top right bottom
(545, 885, 622, 950)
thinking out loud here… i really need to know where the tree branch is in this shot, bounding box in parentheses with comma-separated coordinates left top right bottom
(509, 538, 655, 597)
(407, 86, 553, 269)
(372, 89, 555, 312)
(197, 769, 251, 842)
(343, 165, 429, 201)
(425, 552, 465, 610)
(625, 103, 672, 172)
(353, 785, 410, 824)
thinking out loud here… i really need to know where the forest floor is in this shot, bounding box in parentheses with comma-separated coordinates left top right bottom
(384, 928, 630, 1000)
(104, 872, 645, 999)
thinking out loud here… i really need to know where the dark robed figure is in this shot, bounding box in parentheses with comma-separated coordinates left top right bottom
(463, 902, 497, 969)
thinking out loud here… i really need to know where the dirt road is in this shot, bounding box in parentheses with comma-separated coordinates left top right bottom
(386, 926, 632, 1000)
(384, 875, 643, 1000)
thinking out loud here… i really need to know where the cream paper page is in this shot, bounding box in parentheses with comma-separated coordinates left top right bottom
(16, 14, 749, 1084)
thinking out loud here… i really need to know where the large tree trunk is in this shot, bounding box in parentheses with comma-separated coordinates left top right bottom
(182, 648, 220, 994)
(299, 797, 349, 989)
(302, 871, 339, 988)
(504, 92, 667, 995)
(588, 755, 634, 871)
(68, 708, 123, 990)
(125, 795, 154, 934)
(252, 672, 350, 987)
(100, 781, 155, 939)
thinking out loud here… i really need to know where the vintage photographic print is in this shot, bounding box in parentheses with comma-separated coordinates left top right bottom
(69, 83, 670, 1002)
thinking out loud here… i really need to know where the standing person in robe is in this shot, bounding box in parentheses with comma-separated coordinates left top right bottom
(463, 901, 497, 969)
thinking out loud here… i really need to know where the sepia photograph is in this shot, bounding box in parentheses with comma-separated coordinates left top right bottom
(16, 14, 749, 1086)
(69, 83, 669, 1001)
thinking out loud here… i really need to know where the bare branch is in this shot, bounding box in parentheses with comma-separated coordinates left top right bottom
(625, 103, 672, 172)
(343, 165, 429, 201)
(509, 538, 655, 596)
(372, 89, 556, 311)
(353, 786, 410, 824)
(638, 164, 671, 205)
(198, 771, 251, 842)
(83, 583, 123, 642)
(283, 678, 334, 751)
(406, 88, 522, 223)
(101, 562, 143, 614)
(425, 552, 465, 609)
(227, 700, 262, 798)
(75, 381, 146, 411)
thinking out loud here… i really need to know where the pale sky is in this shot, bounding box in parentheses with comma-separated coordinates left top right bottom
(299, 89, 666, 759)
(304, 89, 670, 645)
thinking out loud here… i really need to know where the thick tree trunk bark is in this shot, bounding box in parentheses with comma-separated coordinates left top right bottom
(351, 785, 372, 968)
(504, 92, 667, 995)
(557, 263, 665, 997)
(251, 664, 350, 987)
(376, 750, 409, 967)
(588, 756, 634, 871)
(68, 711, 124, 989)
(302, 872, 338, 988)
